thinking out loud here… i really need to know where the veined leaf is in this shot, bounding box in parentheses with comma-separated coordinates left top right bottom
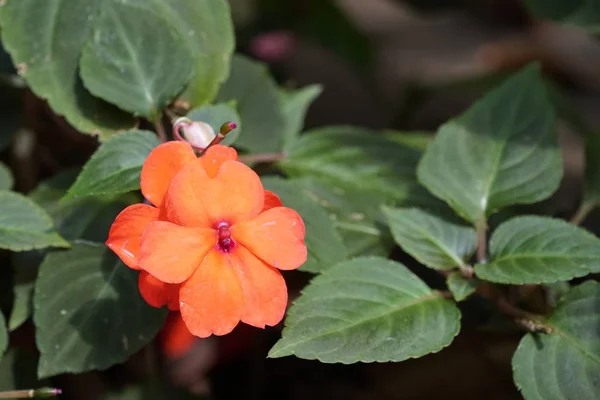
(279, 85, 322, 151)
(34, 243, 167, 378)
(417, 64, 562, 225)
(475, 216, 600, 284)
(66, 130, 160, 199)
(269, 257, 461, 362)
(512, 281, 600, 400)
(446, 272, 478, 302)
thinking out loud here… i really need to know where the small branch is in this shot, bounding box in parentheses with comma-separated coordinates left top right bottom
(475, 220, 488, 263)
(569, 202, 596, 226)
(239, 152, 286, 165)
(154, 118, 168, 142)
(0, 388, 62, 398)
(164, 108, 179, 123)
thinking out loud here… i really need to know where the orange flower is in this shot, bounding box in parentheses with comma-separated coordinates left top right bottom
(106, 141, 307, 337)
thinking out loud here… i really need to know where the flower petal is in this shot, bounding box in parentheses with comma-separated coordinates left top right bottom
(106, 204, 160, 270)
(138, 270, 180, 310)
(138, 221, 215, 283)
(231, 207, 307, 270)
(141, 141, 197, 207)
(200, 144, 238, 178)
(179, 250, 244, 337)
(165, 160, 264, 228)
(262, 190, 283, 212)
(159, 312, 198, 359)
(228, 246, 287, 328)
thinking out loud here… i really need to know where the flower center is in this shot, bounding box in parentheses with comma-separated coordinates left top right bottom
(216, 222, 235, 252)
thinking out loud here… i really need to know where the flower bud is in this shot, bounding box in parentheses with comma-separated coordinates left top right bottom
(180, 121, 216, 150)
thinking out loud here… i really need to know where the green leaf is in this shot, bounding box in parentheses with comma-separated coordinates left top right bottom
(216, 55, 286, 153)
(279, 85, 322, 151)
(281, 126, 433, 203)
(8, 281, 33, 331)
(0, 191, 69, 251)
(475, 216, 600, 284)
(0, 163, 13, 191)
(167, 0, 235, 107)
(0, 312, 7, 360)
(383, 207, 477, 270)
(512, 281, 600, 400)
(0, 0, 134, 138)
(66, 130, 160, 199)
(269, 257, 461, 362)
(187, 103, 242, 146)
(261, 177, 346, 273)
(80, 0, 194, 119)
(446, 272, 478, 302)
(523, 0, 600, 31)
(34, 243, 167, 378)
(383, 130, 432, 152)
(583, 133, 600, 206)
(296, 178, 394, 258)
(417, 64, 562, 225)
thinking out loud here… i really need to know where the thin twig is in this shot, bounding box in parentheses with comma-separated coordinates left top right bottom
(475, 220, 488, 263)
(239, 152, 286, 164)
(569, 201, 596, 226)
(154, 118, 168, 142)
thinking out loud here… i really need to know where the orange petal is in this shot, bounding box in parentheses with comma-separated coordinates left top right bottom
(141, 141, 197, 207)
(138, 221, 215, 283)
(200, 144, 238, 178)
(179, 250, 243, 337)
(106, 204, 160, 270)
(165, 160, 264, 228)
(228, 246, 288, 328)
(138, 270, 180, 311)
(262, 190, 283, 212)
(159, 312, 198, 359)
(231, 207, 307, 270)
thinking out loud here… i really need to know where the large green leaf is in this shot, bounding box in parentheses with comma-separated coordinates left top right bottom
(216, 55, 286, 153)
(187, 102, 241, 146)
(80, 0, 194, 119)
(0, 312, 7, 361)
(512, 281, 600, 400)
(269, 257, 461, 362)
(34, 243, 167, 378)
(296, 178, 394, 258)
(0, 163, 13, 191)
(281, 126, 434, 204)
(475, 216, 600, 284)
(383, 207, 476, 270)
(10, 170, 135, 331)
(524, 0, 600, 31)
(262, 177, 346, 273)
(279, 85, 322, 151)
(0, 191, 69, 251)
(417, 65, 562, 225)
(0, 0, 134, 138)
(66, 130, 160, 199)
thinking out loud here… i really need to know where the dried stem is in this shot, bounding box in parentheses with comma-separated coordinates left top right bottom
(239, 152, 286, 165)
(154, 118, 168, 142)
(475, 220, 488, 263)
(569, 201, 596, 226)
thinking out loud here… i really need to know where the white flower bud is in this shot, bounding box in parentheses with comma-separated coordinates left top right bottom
(181, 121, 216, 150)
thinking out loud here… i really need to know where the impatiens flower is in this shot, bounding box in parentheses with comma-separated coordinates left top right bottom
(106, 141, 307, 337)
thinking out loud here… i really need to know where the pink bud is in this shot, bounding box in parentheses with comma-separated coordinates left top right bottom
(181, 121, 216, 150)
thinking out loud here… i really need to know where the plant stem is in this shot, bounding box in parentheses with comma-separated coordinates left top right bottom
(475, 220, 488, 263)
(154, 118, 168, 142)
(0, 388, 62, 398)
(569, 201, 596, 226)
(239, 152, 286, 164)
